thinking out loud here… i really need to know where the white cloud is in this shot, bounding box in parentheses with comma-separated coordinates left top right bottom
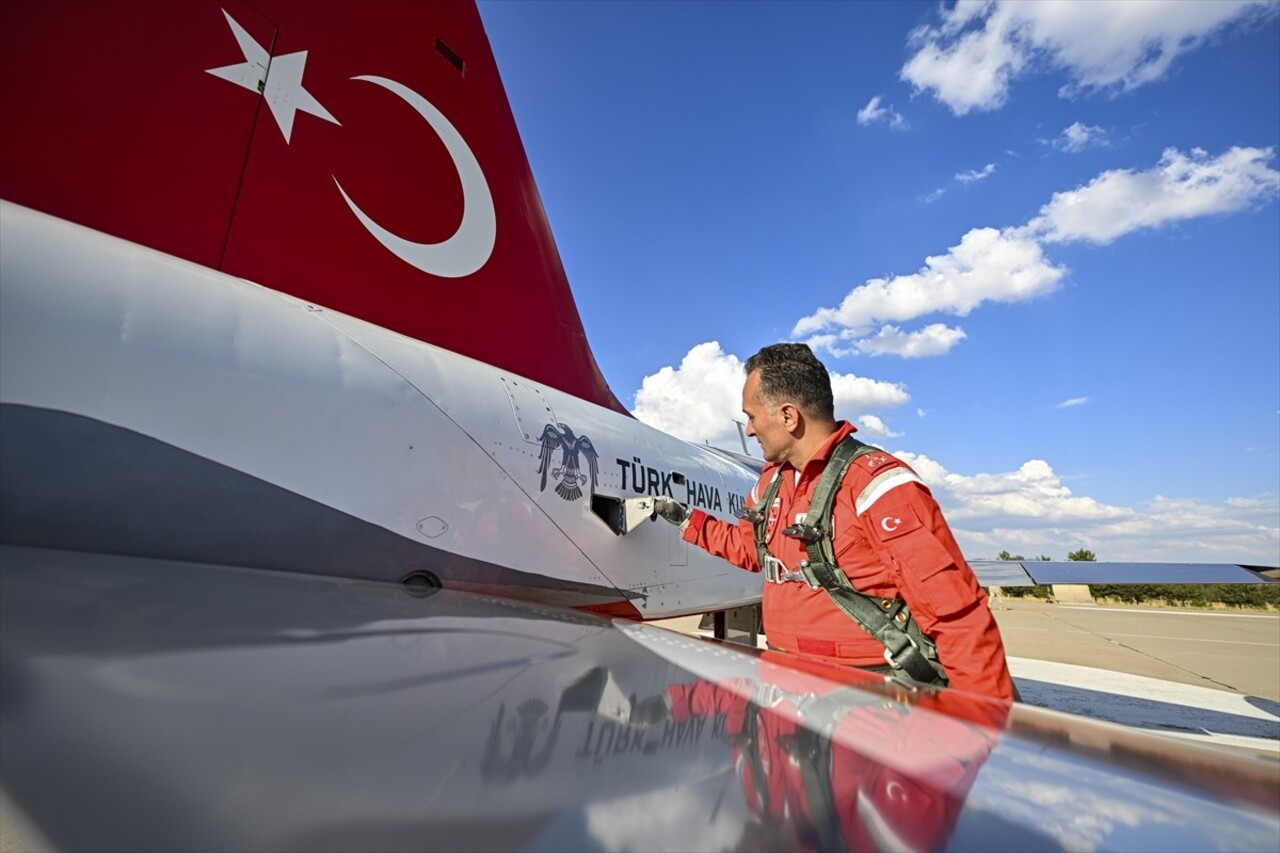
(793, 226, 1065, 339)
(854, 323, 968, 358)
(1029, 146, 1280, 245)
(923, 187, 947, 204)
(628, 351, 1279, 562)
(631, 341, 746, 448)
(902, 455, 1130, 526)
(895, 453, 1280, 563)
(857, 94, 906, 129)
(901, 3, 1027, 116)
(1226, 496, 1274, 510)
(631, 341, 910, 449)
(956, 163, 997, 184)
(1055, 397, 1089, 409)
(901, 0, 1276, 115)
(857, 414, 902, 438)
(1054, 121, 1109, 153)
(794, 146, 1278, 356)
(828, 371, 912, 415)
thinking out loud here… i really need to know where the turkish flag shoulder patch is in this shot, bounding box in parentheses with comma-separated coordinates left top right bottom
(872, 504, 923, 541)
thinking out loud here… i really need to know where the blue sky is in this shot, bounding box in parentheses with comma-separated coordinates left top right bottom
(478, 0, 1280, 565)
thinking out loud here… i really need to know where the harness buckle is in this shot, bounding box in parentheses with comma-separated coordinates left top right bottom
(797, 559, 822, 590)
(781, 523, 822, 544)
(883, 633, 920, 670)
(764, 556, 812, 586)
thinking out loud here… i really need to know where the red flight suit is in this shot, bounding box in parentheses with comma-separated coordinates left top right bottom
(683, 421, 1015, 700)
(666, 652, 1004, 851)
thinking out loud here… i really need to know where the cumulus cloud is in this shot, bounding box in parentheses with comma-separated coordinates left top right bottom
(901, 0, 1276, 115)
(794, 226, 1065, 341)
(794, 146, 1278, 358)
(829, 370, 911, 416)
(857, 95, 906, 129)
(631, 341, 746, 448)
(1028, 146, 1280, 244)
(857, 414, 902, 438)
(854, 323, 968, 358)
(1226, 496, 1273, 510)
(632, 341, 910, 449)
(956, 163, 997, 184)
(901, 455, 1130, 526)
(900, 4, 1026, 116)
(627, 356, 1278, 561)
(1054, 121, 1109, 153)
(895, 453, 1279, 563)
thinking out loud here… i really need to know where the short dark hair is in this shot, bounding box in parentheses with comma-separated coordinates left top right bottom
(744, 343, 835, 421)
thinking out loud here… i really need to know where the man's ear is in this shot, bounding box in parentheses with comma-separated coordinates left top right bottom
(780, 403, 802, 434)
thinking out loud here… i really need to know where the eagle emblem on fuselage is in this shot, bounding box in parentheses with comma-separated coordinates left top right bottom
(536, 423, 599, 502)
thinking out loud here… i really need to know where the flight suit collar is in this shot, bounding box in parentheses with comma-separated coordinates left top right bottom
(793, 421, 857, 486)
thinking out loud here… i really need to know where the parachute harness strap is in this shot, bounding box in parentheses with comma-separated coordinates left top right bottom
(779, 436, 948, 686)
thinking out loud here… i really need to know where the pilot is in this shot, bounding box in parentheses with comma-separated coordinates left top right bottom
(652, 343, 1015, 701)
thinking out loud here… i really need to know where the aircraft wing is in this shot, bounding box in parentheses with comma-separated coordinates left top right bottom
(3, 544, 1276, 852)
(969, 560, 1274, 587)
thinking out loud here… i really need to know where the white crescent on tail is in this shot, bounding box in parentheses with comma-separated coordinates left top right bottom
(334, 75, 497, 278)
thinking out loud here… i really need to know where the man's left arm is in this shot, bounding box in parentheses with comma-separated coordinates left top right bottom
(848, 474, 1015, 701)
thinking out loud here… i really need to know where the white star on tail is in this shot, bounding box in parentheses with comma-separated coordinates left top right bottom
(206, 9, 338, 143)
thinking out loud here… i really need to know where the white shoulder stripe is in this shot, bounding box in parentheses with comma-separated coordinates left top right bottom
(855, 467, 923, 516)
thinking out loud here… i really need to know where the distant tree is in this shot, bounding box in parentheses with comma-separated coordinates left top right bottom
(1066, 548, 1096, 562)
(994, 550, 1054, 598)
(1036, 555, 1052, 561)
(1090, 583, 1279, 610)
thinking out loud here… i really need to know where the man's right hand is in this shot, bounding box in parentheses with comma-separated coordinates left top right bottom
(651, 497, 690, 528)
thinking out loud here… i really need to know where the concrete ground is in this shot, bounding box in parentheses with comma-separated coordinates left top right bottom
(659, 601, 1280, 700)
(990, 600, 1279, 700)
(654, 600, 1280, 754)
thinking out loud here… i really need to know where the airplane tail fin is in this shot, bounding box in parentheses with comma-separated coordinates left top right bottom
(0, 0, 625, 412)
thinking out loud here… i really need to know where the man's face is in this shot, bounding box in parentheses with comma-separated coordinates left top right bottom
(742, 371, 791, 463)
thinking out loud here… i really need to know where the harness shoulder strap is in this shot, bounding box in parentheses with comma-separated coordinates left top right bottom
(788, 436, 948, 686)
(746, 469, 784, 574)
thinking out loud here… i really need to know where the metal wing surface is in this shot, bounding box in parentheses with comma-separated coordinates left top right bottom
(2, 545, 1276, 852)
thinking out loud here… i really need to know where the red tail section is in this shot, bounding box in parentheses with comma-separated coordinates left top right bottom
(0, 0, 625, 412)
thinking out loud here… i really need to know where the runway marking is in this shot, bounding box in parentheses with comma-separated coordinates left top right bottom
(1008, 607, 1265, 693)
(1101, 632, 1276, 646)
(1007, 657, 1280, 754)
(1001, 626, 1277, 646)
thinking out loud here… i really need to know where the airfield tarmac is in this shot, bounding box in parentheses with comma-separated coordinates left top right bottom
(989, 600, 1280, 754)
(657, 599, 1280, 755)
(992, 600, 1279, 700)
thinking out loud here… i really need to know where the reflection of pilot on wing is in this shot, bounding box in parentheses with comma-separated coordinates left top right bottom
(637, 652, 1005, 852)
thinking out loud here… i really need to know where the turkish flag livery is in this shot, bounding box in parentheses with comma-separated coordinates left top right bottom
(0, 0, 624, 412)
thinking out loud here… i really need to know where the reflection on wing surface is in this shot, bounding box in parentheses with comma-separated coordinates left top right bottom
(2, 545, 1277, 851)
